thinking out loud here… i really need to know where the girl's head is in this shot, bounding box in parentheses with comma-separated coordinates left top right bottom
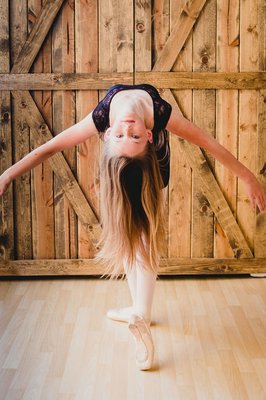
(97, 135, 165, 277)
(103, 117, 153, 158)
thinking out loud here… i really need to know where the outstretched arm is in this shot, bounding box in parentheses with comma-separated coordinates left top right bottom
(0, 112, 98, 196)
(166, 109, 266, 213)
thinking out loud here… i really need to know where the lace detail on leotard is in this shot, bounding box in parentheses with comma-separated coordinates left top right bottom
(92, 84, 172, 137)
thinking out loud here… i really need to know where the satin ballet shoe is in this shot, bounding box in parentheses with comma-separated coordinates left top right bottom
(107, 307, 152, 326)
(106, 307, 134, 323)
(128, 314, 154, 371)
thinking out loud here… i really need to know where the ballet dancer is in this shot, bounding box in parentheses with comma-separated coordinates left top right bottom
(1, 84, 265, 370)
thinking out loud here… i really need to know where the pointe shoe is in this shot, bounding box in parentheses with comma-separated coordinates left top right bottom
(106, 307, 134, 323)
(128, 314, 154, 371)
(107, 307, 152, 326)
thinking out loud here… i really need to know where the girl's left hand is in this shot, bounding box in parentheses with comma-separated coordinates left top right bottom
(244, 177, 266, 213)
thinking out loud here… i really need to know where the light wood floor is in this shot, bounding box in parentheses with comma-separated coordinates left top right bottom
(0, 275, 266, 400)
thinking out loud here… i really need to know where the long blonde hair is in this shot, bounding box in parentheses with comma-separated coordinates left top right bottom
(96, 141, 165, 277)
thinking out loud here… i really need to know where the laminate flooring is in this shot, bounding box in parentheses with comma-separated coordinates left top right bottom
(0, 275, 265, 400)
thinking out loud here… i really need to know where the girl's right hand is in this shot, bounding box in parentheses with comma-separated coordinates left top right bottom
(0, 172, 11, 197)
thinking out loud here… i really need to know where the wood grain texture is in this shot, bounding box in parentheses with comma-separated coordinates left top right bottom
(255, 89, 266, 257)
(168, 0, 192, 258)
(0, 257, 265, 276)
(254, 1, 265, 256)
(52, 0, 77, 259)
(163, 89, 253, 259)
(29, 0, 55, 260)
(215, 0, 239, 257)
(153, 0, 207, 71)
(152, 0, 170, 258)
(1, 0, 265, 275)
(237, 0, 259, 254)
(0, 277, 266, 397)
(192, 0, 216, 257)
(1, 72, 265, 90)
(11, 0, 65, 73)
(0, 0, 14, 260)
(10, 0, 32, 259)
(75, 0, 99, 258)
(11, 91, 101, 247)
(135, 0, 152, 73)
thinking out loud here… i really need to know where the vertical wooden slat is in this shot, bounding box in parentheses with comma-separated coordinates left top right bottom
(238, 0, 259, 251)
(99, 0, 134, 75)
(255, 0, 266, 257)
(153, 0, 170, 258)
(52, 0, 77, 259)
(10, 0, 32, 259)
(0, 0, 14, 260)
(169, 0, 192, 258)
(255, 90, 266, 257)
(75, 0, 99, 259)
(153, 0, 170, 66)
(192, 0, 216, 258)
(28, 0, 55, 259)
(135, 0, 151, 73)
(117, 0, 133, 73)
(215, 0, 239, 258)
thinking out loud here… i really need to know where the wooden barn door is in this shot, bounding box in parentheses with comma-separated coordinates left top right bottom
(0, 0, 265, 275)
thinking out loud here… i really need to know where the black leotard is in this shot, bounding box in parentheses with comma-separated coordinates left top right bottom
(92, 84, 172, 187)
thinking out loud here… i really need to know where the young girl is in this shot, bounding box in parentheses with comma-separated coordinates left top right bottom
(0, 84, 265, 371)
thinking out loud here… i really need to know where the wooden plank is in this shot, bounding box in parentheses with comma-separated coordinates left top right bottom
(0, 0, 14, 260)
(10, 0, 32, 259)
(150, 1, 253, 260)
(163, 89, 253, 259)
(215, 0, 239, 257)
(0, 72, 133, 90)
(152, 0, 170, 66)
(151, 0, 170, 257)
(192, 0, 216, 257)
(11, 0, 65, 73)
(28, 0, 55, 260)
(255, 1, 266, 257)
(137, 71, 266, 89)
(75, 0, 99, 258)
(11, 90, 101, 247)
(135, 0, 152, 73)
(238, 0, 261, 257)
(52, 0, 77, 259)
(117, 0, 133, 73)
(99, 0, 134, 74)
(1, 72, 265, 90)
(255, 89, 266, 257)
(0, 257, 265, 276)
(168, 0, 192, 258)
(153, 0, 207, 72)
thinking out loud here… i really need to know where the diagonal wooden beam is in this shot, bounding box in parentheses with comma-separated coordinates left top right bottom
(162, 89, 253, 258)
(11, 0, 66, 74)
(153, 0, 207, 72)
(8, 0, 102, 247)
(150, 0, 253, 257)
(12, 90, 101, 247)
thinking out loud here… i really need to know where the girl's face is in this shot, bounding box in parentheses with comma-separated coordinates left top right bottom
(104, 117, 153, 158)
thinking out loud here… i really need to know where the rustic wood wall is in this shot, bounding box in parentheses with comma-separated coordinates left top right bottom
(0, 0, 265, 276)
